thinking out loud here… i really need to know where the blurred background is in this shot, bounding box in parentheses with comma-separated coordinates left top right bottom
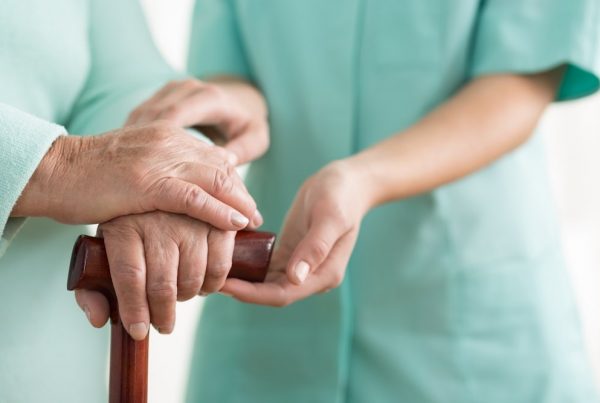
(139, 0, 600, 402)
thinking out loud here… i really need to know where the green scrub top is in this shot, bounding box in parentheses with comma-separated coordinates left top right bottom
(187, 1, 600, 402)
(0, 1, 176, 401)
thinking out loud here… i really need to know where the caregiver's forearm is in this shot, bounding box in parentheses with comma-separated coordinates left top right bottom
(348, 68, 564, 208)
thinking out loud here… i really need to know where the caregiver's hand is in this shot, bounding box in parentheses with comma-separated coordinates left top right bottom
(75, 211, 236, 340)
(12, 121, 259, 230)
(221, 161, 372, 306)
(126, 78, 269, 165)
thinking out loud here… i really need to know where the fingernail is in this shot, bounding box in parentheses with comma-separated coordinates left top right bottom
(294, 261, 310, 284)
(252, 210, 263, 227)
(156, 325, 173, 335)
(231, 212, 249, 228)
(199, 292, 208, 297)
(129, 322, 149, 340)
(219, 291, 233, 297)
(84, 306, 91, 322)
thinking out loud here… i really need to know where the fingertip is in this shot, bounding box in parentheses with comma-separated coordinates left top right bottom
(89, 311, 110, 329)
(152, 323, 174, 335)
(129, 322, 149, 341)
(250, 210, 263, 228)
(288, 260, 309, 285)
(75, 289, 110, 328)
(231, 211, 250, 229)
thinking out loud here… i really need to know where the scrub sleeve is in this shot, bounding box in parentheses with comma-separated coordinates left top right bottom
(469, 0, 600, 100)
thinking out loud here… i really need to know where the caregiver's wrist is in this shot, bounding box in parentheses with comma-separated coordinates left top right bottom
(325, 158, 377, 213)
(343, 152, 393, 210)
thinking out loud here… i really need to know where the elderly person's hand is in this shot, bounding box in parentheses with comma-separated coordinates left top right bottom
(12, 120, 262, 230)
(74, 211, 236, 340)
(220, 160, 370, 306)
(126, 78, 269, 165)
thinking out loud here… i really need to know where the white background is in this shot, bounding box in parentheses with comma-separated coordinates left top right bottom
(139, 1, 600, 401)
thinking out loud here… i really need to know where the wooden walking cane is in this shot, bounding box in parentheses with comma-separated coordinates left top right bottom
(67, 230, 275, 403)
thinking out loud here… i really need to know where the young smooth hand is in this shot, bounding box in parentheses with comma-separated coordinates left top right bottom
(75, 211, 237, 340)
(126, 78, 269, 165)
(220, 161, 373, 306)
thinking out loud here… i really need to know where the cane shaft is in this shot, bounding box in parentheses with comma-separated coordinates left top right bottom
(67, 230, 275, 403)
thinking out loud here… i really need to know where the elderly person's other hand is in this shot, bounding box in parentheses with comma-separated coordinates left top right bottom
(74, 211, 236, 340)
(12, 120, 262, 230)
(127, 78, 269, 166)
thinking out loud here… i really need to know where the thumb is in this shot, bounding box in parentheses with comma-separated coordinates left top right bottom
(286, 217, 346, 285)
(75, 289, 110, 328)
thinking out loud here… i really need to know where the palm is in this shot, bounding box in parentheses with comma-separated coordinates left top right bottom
(221, 162, 365, 306)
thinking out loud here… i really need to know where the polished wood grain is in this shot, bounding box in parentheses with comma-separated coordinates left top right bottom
(67, 230, 275, 403)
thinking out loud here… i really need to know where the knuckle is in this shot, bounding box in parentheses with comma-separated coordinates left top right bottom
(143, 177, 170, 210)
(330, 270, 344, 288)
(147, 280, 177, 302)
(171, 161, 190, 176)
(330, 209, 348, 228)
(207, 261, 231, 279)
(131, 164, 151, 189)
(211, 169, 233, 196)
(182, 79, 200, 90)
(210, 229, 235, 244)
(179, 273, 204, 288)
(113, 262, 145, 285)
(225, 163, 237, 178)
(202, 83, 221, 97)
(148, 120, 170, 131)
(177, 278, 202, 300)
(165, 80, 180, 90)
(146, 105, 163, 116)
(309, 238, 330, 262)
(147, 121, 175, 141)
(100, 220, 132, 237)
(183, 185, 207, 211)
(161, 105, 180, 120)
(147, 177, 170, 201)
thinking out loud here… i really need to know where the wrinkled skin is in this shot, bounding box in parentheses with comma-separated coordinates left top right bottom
(15, 120, 258, 230)
(76, 212, 237, 339)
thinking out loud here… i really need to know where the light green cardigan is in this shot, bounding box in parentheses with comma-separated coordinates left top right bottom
(0, 0, 177, 401)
